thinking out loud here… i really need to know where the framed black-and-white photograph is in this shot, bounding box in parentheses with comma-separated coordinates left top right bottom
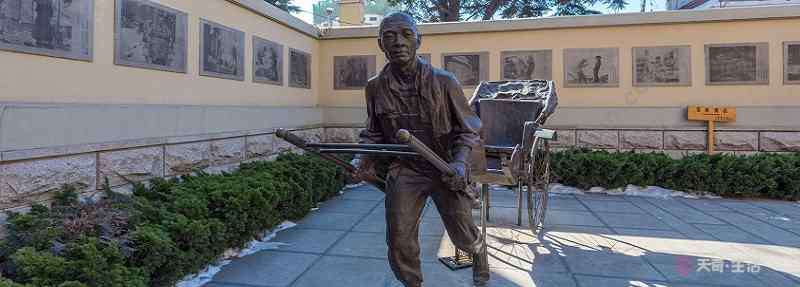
(632, 46, 691, 86)
(442, 52, 488, 87)
(199, 19, 244, 81)
(784, 41, 800, 85)
(253, 36, 282, 85)
(501, 50, 552, 80)
(289, 48, 310, 89)
(115, 0, 187, 73)
(334, 55, 375, 90)
(0, 0, 93, 61)
(563, 48, 619, 88)
(705, 43, 768, 85)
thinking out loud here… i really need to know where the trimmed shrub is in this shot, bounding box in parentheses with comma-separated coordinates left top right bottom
(551, 149, 800, 200)
(0, 153, 346, 287)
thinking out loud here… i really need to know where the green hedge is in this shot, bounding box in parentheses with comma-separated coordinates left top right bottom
(0, 153, 346, 287)
(552, 149, 800, 200)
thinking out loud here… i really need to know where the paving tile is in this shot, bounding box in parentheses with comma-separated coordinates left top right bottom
(613, 228, 688, 239)
(581, 200, 647, 214)
(651, 259, 765, 287)
(340, 186, 385, 201)
(270, 228, 347, 254)
(327, 232, 444, 263)
(750, 201, 800, 218)
(574, 274, 703, 287)
(627, 198, 716, 240)
(490, 269, 577, 287)
(645, 198, 725, 225)
(677, 198, 732, 212)
(545, 225, 615, 234)
(752, 267, 800, 287)
(692, 224, 769, 244)
(290, 256, 399, 287)
(576, 193, 630, 201)
(707, 212, 800, 247)
(211, 251, 319, 287)
(485, 226, 540, 245)
(595, 212, 672, 230)
(486, 189, 524, 208)
(485, 206, 533, 226)
(424, 203, 441, 218)
(203, 282, 244, 287)
(485, 240, 568, 273)
(352, 212, 386, 233)
(734, 245, 800, 277)
(544, 210, 606, 227)
(561, 246, 666, 280)
(417, 261, 475, 287)
(316, 198, 380, 215)
(717, 201, 779, 217)
(295, 212, 364, 231)
(748, 212, 800, 234)
(548, 198, 589, 211)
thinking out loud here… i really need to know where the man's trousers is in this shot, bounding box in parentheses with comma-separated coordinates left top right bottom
(384, 166, 489, 287)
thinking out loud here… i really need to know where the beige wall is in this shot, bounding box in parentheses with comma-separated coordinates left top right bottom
(318, 18, 800, 109)
(3, 3, 800, 152)
(0, 0, 319, 107)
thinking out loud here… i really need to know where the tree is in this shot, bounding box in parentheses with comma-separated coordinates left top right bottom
(265, 0, 300, 13)
(387, 0, 628, 22)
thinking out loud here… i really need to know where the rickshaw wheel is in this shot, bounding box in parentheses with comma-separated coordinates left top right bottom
(526, 137, 550, 233)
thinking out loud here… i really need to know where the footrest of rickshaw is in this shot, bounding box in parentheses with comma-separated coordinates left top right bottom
(438, 256, 473, 270)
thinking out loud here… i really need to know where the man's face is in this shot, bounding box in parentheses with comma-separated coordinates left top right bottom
(379, 20, 419, 66)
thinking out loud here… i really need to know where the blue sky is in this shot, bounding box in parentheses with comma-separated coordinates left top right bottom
(290, 0, 667, 24)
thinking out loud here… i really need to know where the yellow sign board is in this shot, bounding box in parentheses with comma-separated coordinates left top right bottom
(687, 106, 737, 154)
(687, 106, 736, 122)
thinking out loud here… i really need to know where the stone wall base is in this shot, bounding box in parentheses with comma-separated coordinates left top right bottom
(0, 127, 324, 211)
(2, 126, 799, 212)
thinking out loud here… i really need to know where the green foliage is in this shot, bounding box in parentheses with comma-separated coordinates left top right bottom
(9, 247, 69, 286)
(390, 0, 629, 23)
(552, 149, 800, 200)
(0, 154, 346, 287)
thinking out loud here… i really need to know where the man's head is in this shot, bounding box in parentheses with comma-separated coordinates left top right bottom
(378, 12, 421, 67)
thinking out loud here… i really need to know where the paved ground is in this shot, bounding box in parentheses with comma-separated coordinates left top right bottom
(204, 185, 800, 287)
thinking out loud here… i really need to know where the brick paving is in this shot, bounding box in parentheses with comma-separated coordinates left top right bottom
(204, 185, 800, 287)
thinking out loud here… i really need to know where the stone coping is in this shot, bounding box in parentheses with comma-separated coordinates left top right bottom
(0, 124, 325, 163)
(320, 5, 800, 39)
(225, 0, 320, 38)
(6, 124, 797, 163)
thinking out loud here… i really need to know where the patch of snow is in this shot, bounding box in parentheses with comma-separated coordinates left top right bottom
(622, 185, 684, 199)
(345, 182, 366, 189)
(605, 187, 624, 195)
(588, 187, 606, 193)
(175, 260, 231, 287)
(548, 184, 584, 195)
(546, 183, 724, 200)
(175, 221, 297, 287)
(768, 216, 791, 222)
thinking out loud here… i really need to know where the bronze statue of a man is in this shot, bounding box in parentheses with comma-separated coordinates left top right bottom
(355, 12, 489, 287)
